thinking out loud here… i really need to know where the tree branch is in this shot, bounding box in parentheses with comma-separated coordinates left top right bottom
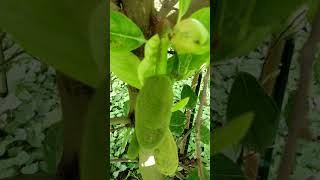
(276, 7, 320, 180)
(195, 68, 210, 180)
(110, 117, 131, 126)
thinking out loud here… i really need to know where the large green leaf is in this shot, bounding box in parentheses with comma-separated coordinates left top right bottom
(0, 0, 106, 87)
(212, 112, 254, 155)
(213, 0, 305, 62)
(169, 111, 186, 136)
(178, 0, 192, 22)
(190, 7, 210, 31)
(111, 51, 142, 89)
(110, 10, 145, 52)
(227, 72, 280, 152)
(212, 154, 246, 180)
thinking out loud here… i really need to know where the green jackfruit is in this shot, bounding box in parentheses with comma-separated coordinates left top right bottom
(154, 129, 178, 176)
(135, 75, 173, 150)
(171, 18, 209, 55)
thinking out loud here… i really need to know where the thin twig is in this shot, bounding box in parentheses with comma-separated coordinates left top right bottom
(180, 73, 200, 154)
(179, 162, 192, 173)
(110, 158, 138, 163)
(276, 7, 320, 180)
(195, 68, 210, 180)
(178, 128, 192, 148)
(175, 171, 185, 180)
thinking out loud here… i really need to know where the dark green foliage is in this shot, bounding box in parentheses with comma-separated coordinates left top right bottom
(212, 154, 245, 180)
(227, 72, 280, 152)
(181, 85, 198, 109)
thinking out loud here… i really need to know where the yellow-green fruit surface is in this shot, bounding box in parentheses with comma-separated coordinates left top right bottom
(127, 132, 139, 160)
(171, 18, 209, 55)
(154, 129, 178, 176)
(135, 75, 173, 150)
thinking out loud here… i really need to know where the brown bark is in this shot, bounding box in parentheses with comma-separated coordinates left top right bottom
(0, 31, 8, 97)
(56, 72, 94, 179)
(276, 7, 320, 180)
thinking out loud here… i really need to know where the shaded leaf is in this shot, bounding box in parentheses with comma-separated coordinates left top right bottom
(212, 154, 246, 180)
(212, 112, 254, 155)
(0, 0, 106, 87)
(227, 72, 280, 151)
(213, 0, 304, 61)
(80, 81, 107, 180)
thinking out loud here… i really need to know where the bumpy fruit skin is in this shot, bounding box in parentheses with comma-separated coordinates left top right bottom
(127, 132, 139, 160)
(135, 75, 173, 150)
(154, 129, 178, 175)
(171, 18, 209, 55)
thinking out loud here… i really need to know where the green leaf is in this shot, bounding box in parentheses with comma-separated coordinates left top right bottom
(187, 53, 210, 74)
(0, 0, 106, 87)
(227, 72, 280, 152)
(200, 125, 210, 145)
(181, 85, 197, 109)
(178, 0, 192, 22)
(110, 10, 145, 52)
(212, 154, 246, 180)
(190, 7, 210, 31)
(111, 51, 142, 89)
(212, 112, 254, 155)
(187, 167, 210, 180)
(172, 97, 189, 112)
(80, 81, 107, 180)
(170, 111, 186, 136)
